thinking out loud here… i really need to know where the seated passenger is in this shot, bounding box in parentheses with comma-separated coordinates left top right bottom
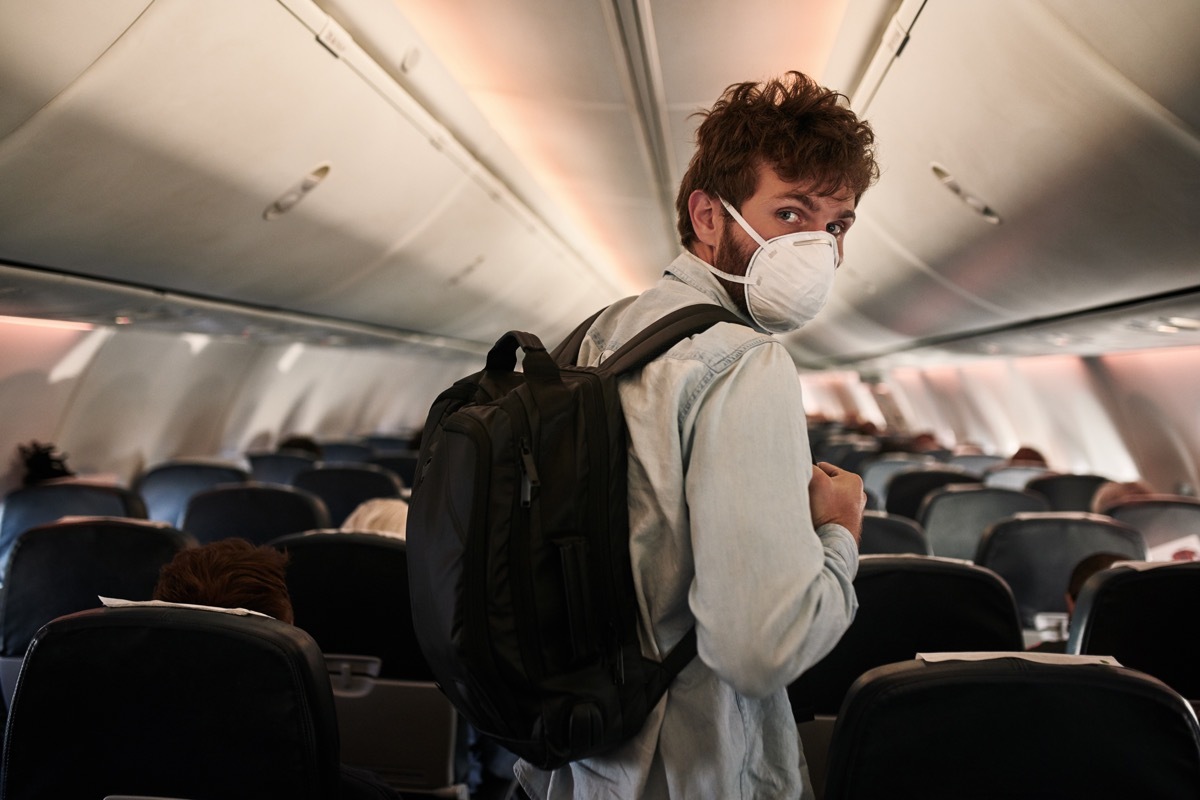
(1090, 479, 1154, 514)
(1009, 446, 1048, 466)
(154, 538, 404, 799)
(341, 497, 409, 540)
(1028, 551, 1128, 653)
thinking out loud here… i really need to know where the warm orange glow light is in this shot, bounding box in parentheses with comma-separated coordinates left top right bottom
(0, 315, 94, 331)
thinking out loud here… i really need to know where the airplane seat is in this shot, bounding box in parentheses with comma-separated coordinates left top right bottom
(945, 453, 1005, 474)
(788, 555, 1023, 798)
(291, 464, 404, 528)
(363, 435, 416, 452)
(862, 488, 880, 512)
(246, 450, 321, 485)
(860, 454, 935, 508)
(822, 654, 1200, 799)
(975, 512, 1146, 629)
(318, 441, 377, 464)
(1099, 495, 1200, 555)
(270, 531, 463, 797)
(368, 451, 420, 488)
(134, 460, 250, 528)
(0, 481, 148, 573)
(0, 605, 342, 800)
(859, 511, 930, 555)
(883, 467, 979, 522)
(1025, 473, 1110, 512)
(1068, 561, 1200, 703)
(0, 516, 192, 709)
(981, 462, 1052, 490)
(180, 484, 330, 545)
(917, 484, 1050, 561)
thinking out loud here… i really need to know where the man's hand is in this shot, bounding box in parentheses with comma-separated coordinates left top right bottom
(808, 462, 865, 545)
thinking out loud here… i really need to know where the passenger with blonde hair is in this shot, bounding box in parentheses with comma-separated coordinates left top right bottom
(341, 497, 409, 540)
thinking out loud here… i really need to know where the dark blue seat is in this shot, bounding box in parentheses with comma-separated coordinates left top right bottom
(319, 441, 376, 464)
(368, 451, 419, 488)
(1069, 560, 1200, 702)
(859, 511, 930, 555)
(884, 467, 979, 521)
(975, 512, 1146, 628)
(1, 605, 342, 799)
(0, 481, 147, 571)
(272, 531, 459, 794)
(918, 484, 1050, 560)
(1101, 494, 1200, 553)
(823, 655, 1200, 799)
(0, 516, 191, 707)
(1025, 473, 1111, 512)
(181, 484, 330, 545)
(291, 465, 403, 527)
(247, 450, 320, 485)
(134, 460, 250, 527)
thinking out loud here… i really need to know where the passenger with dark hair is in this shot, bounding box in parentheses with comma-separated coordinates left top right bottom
(277, 434, 323, 459)
(1009, 446, 1048, 466)
(18, 440, 75, 485)
(154, 537, 294, 623)
(1090, 479, 1153, 514)
(516, 72, 876, 799)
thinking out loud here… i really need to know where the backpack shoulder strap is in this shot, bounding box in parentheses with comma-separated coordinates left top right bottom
(601, 304, 747, 376)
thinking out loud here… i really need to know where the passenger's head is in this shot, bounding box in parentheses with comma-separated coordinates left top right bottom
(1090, 479, 1153, 514)
(341, 497, 409, 540)
(277, 434, 322, 459)
(1065, 552, 1127, 614)
(1008, 446, 1047, 466)
(154, 538, 294, 624)
(675, 71, 878, 251)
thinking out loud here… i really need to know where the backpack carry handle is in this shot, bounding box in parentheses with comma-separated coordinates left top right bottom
(486, 331, 559, 380)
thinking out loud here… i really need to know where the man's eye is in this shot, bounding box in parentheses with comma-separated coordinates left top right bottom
(778, 210, 800, 223)
(826, 221, 846, 236)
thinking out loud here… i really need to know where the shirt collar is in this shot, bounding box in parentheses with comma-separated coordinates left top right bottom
(664, 250, 762, 331)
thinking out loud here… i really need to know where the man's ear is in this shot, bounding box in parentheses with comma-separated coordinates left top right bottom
(688, 190, 723, 248)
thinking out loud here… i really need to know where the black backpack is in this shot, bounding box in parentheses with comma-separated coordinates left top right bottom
(407, 303, 745, 769)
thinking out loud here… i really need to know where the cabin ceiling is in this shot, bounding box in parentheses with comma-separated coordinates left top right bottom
(0, 0, 1197, 365)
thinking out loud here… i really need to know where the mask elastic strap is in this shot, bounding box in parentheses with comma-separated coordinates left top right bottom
(720, 198, 770, 250)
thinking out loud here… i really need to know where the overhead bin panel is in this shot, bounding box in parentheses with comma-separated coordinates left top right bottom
(0, 0, 153, 141)
(840, 0, 1200, 325)
(0, 0, 619, 344)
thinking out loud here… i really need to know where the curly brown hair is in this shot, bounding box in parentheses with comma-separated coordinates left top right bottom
(675, 71, 879, 248)
(154, 538, 294, 624)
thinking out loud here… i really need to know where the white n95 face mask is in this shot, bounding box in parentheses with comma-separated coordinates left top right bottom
(703, 198, 840, 333)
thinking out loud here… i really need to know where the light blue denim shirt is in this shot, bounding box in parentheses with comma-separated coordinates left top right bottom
(516, 251, 859, 799)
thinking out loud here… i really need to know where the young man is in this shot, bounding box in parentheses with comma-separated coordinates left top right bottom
(516, 72, 877, 799)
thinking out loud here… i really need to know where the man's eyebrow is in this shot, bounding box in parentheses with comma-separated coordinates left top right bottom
(779, 192, 857, 220)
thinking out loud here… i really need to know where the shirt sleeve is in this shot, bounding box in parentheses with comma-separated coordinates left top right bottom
(682, 338, 859, 698)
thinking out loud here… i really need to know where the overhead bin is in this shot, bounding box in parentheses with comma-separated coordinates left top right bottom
(0, 0, 621, 346)
(790, 0, 1200, 365)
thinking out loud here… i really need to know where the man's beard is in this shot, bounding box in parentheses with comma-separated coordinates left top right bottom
(712, 218, 756, 316)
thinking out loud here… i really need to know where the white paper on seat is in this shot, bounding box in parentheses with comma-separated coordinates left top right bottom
(99, 596, 273, 618)
(918, 652, 1122, 667)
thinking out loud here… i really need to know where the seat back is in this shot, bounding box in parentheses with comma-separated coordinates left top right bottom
(918, 484, 1049, 560)
(368, 451, 419, 488)
(976, 512, 1146, 628)
(134, 460, 250, 527)
(945, 453, 1005, 474)
(272, 531, 456, 792)
(883, 468, 978, 521)
(860, 455, 935, 507)
(291, 465, 403, 527)
(823, 655, 1200, 800)
(1026, 473, 1110, 512)
(788, 556, 1023, 719)
(0, 482, 147, 568)
(181, 484, 330, 545)
(859, 512, 930, 555)
(0, 517, 191, 697)
(246, 450, 320, 485)
(1069, 561, 1200, 702)
(1102, 495, 1200, 554)
(318, 441, 376, 464)
(1, 606, 341, 800)
(982, 463, 1051, 489)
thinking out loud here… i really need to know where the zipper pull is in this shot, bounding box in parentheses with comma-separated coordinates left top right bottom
(520, 438, 540, 507)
